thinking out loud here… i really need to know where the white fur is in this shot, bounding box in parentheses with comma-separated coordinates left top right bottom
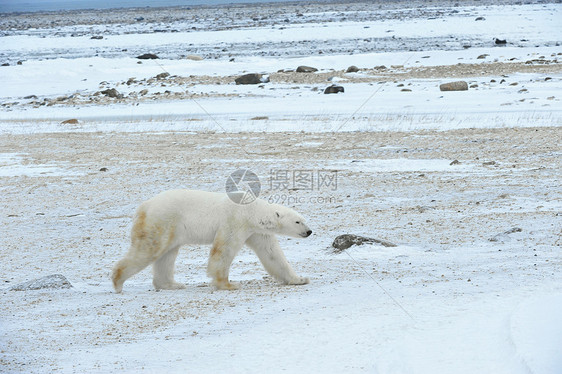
(111, 189, 311, 293)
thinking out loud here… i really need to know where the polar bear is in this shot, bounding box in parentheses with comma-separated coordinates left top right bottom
(111, 189, 312, 293)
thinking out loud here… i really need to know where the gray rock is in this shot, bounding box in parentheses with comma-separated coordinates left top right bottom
(346, 65, 360, 73)
(296, 65, 318, 73)
(100, 88, 123, 99)
(324, 85, 344, 94)
(10, 274, 72, 291)
(439, 81, 468, 91)
(495, 38, 507, 45)
(332, 234, 396, 253)
(136, 53, 159, 60)
(235, 73, 269, 85)
(155, 72, 170, 80)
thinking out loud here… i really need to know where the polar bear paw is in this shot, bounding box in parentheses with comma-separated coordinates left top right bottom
(213, 280, 241, 291)
(285, 276, 310, 286)
(153, 281, 187, 291)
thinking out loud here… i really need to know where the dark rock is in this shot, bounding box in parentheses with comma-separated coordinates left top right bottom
(156, 72, 170, 80)
(17, 61, 23, 65)
(61, 119, 79, 124)
(100, 88, 123, 99)
(136, 53, 159, 60)
(482, 161, 496, 166)
(450, 159, 460, 165)
(477, 54, 489, 59)
(495, 38, 507, 45)
(90, 36, 103, 40)
(324, 85, 344, 94)
(475, 16, 486, 21)
(346, 65, 360, 73)
(24, 95, 38, 99)
(439, 81, 468, 91)
(10, 274, 72, 291)
(235, 73, 268, 85)
(332, 234, 396, 253)
(136, 17, 145, 21)
(296, 66, 318, 73)
(99, 167, 108, 172)
(1, 63, 9, 66)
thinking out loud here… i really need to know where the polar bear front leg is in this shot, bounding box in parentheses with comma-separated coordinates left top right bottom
(207, 231, 245, 290)
(245, 233, 309, 285)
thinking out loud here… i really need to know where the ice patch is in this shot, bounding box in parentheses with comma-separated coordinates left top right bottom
(510, 294, 562, 374)
(0, 153, 77, 177)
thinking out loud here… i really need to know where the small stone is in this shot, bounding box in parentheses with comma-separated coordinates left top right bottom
(185, 55, 204, 61)
(475, 16, 486, 21)
(332, 234, 396, 253)
(155, 72, 170, 80)
(61, 119, 79, 125)
(324, 85, 344, 94)
(136, 53, 159, 60)
(90, 36, 103, 40)
(235, 73, 268, 85)
(296, 66, 318, 73)
(346, 65, 359, 73)
(99, 167, 108, 172)
(10, 274, 72, 291)
(439, 81, 468, 91)
(100, 88, 123, 99)
(495, 38, 507, 45)
(450, 160, 460, 165)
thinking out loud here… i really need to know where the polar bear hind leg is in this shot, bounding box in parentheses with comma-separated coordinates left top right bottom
(152, 245, 187, 290)
(112, 209, 181, 293)
(245, 233, 309, 285)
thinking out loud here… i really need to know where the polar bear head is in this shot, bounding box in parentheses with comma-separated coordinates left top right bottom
(257, 202, 312, 238)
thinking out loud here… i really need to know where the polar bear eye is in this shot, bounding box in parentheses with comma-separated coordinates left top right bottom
(295, 221, 300, 224)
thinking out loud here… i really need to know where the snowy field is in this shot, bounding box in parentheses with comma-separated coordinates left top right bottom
(1, 1, 561, 373)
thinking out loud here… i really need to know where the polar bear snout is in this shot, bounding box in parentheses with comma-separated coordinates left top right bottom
(302, 229, 312, 238)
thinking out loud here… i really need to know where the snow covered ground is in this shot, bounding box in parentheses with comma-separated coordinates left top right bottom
(1, 1, 561, 373)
